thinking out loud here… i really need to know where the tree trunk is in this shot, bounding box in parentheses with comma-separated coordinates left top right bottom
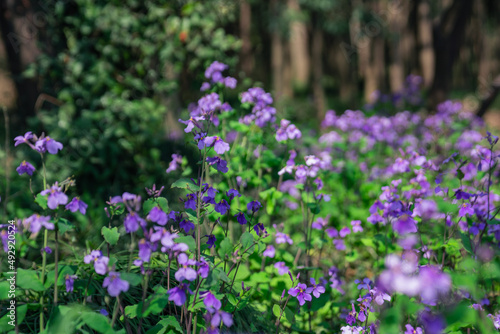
(312, 22, 325, 119)
(287, 0, 310, 90)
(239, 0, 253, 75)
(417, 0, 434, 88)
(429, 0, 473, 109)
(388, 2, 407, 93)
(270, 0, 284, 99)
(0, 0, 41, 130)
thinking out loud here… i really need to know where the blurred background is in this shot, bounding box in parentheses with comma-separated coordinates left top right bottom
(1, 0, 500, 223)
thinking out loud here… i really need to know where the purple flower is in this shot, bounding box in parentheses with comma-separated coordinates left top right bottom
(200, 82, 211, 91)
(124, 212, 145, 233)
(275, 231, 293, 245)
(180, 219, 195, 233)
(215, 200, 230, 215)
(235, 212, 247, 225)
(168, 283, 192, 306)
(371, 287, 391, 305)
(326, 228, 339, 238)
(206, 234, 216, 249)
(14, 132, 33, 147)
(224, 77, 237, 89)
(208, 310, 233, 330)
(94, 256, 109, 275)
(351, 220, 363, 233)
(179, 116, 204, 133)
(247, 201, 262, 213)
(198, 257, 210, 278)
(393, 214, 418, 234)
(175, 253, 198, 281)
(102, 271, 130, 297)
(200, 136, 230, 154)
(65, 274, 77, 292)
(263, 245, 275, 258)
(274, 262, 289, 275)
(489, 312, 500, 329)
(16, 161, 35, 176)
(25, 214, 54, 233)
(346, 304, 357, 325)
(65, 197, 88, 214)
(205, 61, 228, 82)
(311, 217, 328, 230)
(253, 223, 267, 236)
(99, 309, 109, 316)
(459, 202, 474, 217)
(288, 283, 313, 306)
(147, 207, 167, 225)
(184, 194, 197, 211)
(339, 227, 351, 238)
(340, 326, 364, 334)
(333, 239, 346, 250)
(213, 137, 230, 155)
(276, 119, 302, 142)
(40, 183, 68, 210)
(198, 93, 222, 114)
(226, 189, 241, 201)
(206, 156, 229, 173)
(35, 136, 63, 154)
(201, 291, 221, 311)
(138, 239, 152, 262)
(309, 278, 325, 298)
(84, 250, 103, 264)
(166, 154, 182, 173)
(404, 324, 423, 334)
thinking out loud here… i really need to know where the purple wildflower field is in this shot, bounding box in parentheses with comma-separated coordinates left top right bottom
(2, 61, 500, 334)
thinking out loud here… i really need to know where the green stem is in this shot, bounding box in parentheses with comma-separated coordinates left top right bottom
(83, 272, 94, 306)
(110, 296, 120, 328)
(53, 227, 59, 305)
(39, 228, 49, 331)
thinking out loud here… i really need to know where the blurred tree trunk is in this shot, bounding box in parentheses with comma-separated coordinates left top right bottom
(239, 0, 253, 75)
(417, 0, 434, 88)
(271, 0, 284, 98)
(0, 0, 41, 130)
(311, 19, 325, 118)
(388, 2, 407, 93)
(429, 0, 473, 109)
(330, 36, 357, 103)
(288, 0, 310, 90)
(361, 36, 385, 103)
(270, 0, 292, 99)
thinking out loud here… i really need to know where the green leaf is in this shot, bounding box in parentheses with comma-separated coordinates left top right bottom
(176, 236, 196, 252)
(147, 316, 183, 334)
(35, 194, 48, 210)
(171, 178, 200, 191)
(156, 197, 169, 212)
(82, 312, 113, 333)
(460, 233, 473, 254)
(218, 238, 233, 259)
(120, 273, 142, 286)
(125, 304, 139, 319)
(284, 307, 296, 324)
(143, 198, 157, 215)
(272, 304, 281, 318)
(240, 232, 254, 250)
(102, 227, 120, 246)
(226, 294, 238, 306)
(57, 218, 74, 235)
(307, 202, 320, 215)
(142, 294, 169, 318)
(17, 268, 45, 292)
